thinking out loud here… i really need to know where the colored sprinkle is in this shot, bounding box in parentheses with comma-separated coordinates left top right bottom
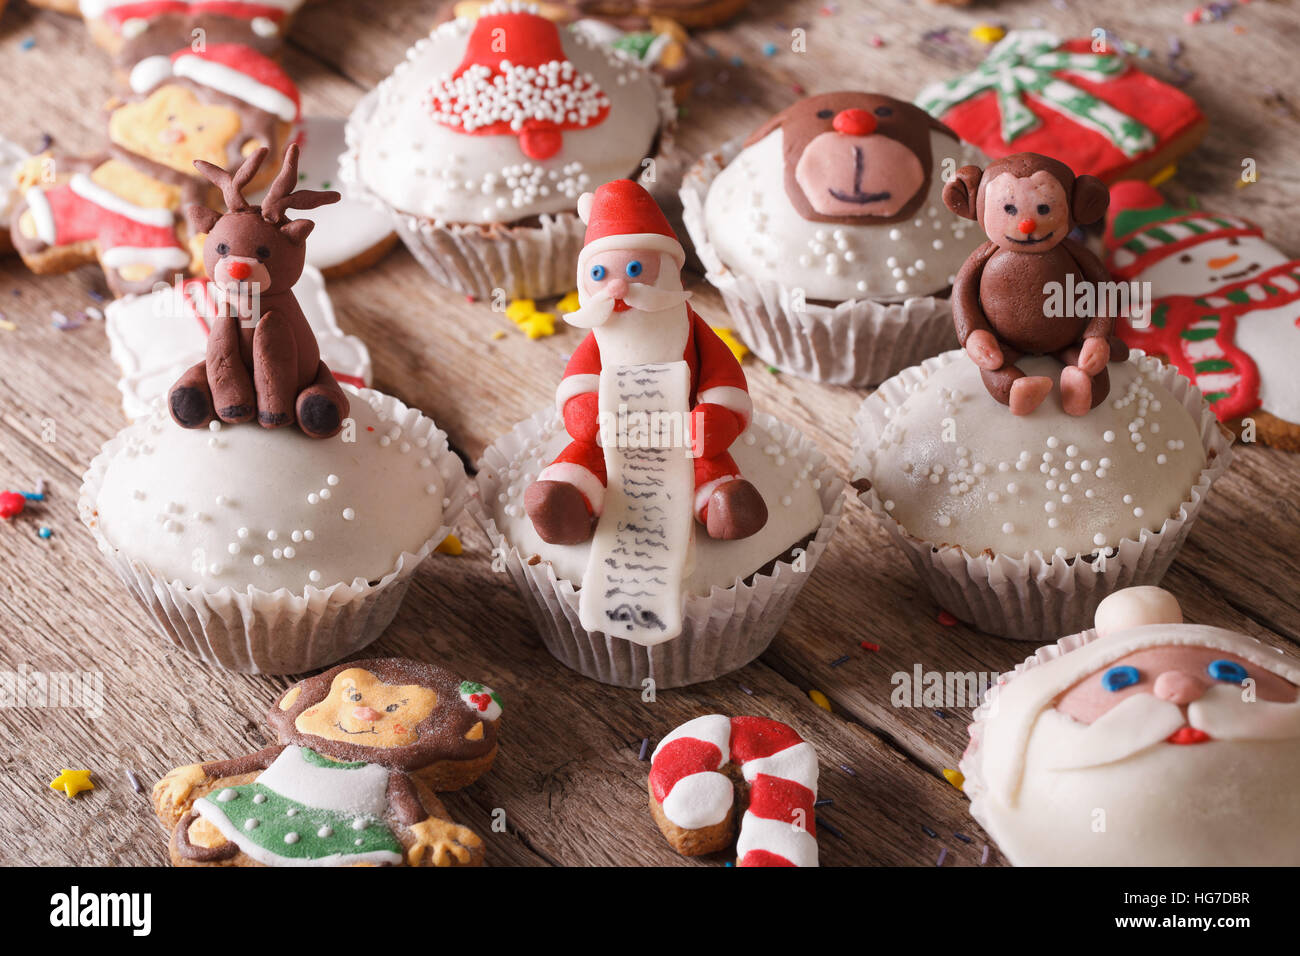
(712, 327, 749, 363)
(791, 83, 806, 95)
(934, 709, 948, 719)
(435, 534, 463, 556)
(814, 798, 833, 808)
(937, 610, 958, 627)
(809, 689, 831, 712)
(1148, 164, 1177, 187)
(936, 847, 948, 867)
(953, 831, 973, 844)
(638, 737, 650, 761)
(126, 770, 142, 794)
(839, 764, 857, 777)
(491, 330, 506, 340)
(762, 42, 777, 57)
(737, 683, 754, 696)
(860, 640, 880, 652)
(87, 289, 106, 303)
(22, 491, 45, 501)
(942, 768, 965, 791)
(980, 844, 990, 865)
(829, 655, 850, 668)
(724, 860, 734, 867)
(970, 24, 1006, 44)
(817, 816, 843, 840)
(870, 35, 884, 48)
(0, 318, 14, 332)
(766, 366, 779, 374)
(921, 824, 938, 838)
(729, 55, 743, 67)
(20, 37, 35, 51)
(51, 311, 84, 331)
(38, 527, 52, 539)
(49, 769, 94, 798)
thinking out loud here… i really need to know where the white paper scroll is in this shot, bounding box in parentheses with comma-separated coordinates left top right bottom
(579, 361, 695, 644)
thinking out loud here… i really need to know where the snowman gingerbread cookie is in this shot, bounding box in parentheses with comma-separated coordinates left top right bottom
(1105, 182, 1300, 450)
(153, 658, 503, 867)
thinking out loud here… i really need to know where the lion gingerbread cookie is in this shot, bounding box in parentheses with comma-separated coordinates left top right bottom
(649, 715, 818, 866)
(153, 658, 502, 867)
(1104, 182, 1300, 451)
(10, 43, 299, 297)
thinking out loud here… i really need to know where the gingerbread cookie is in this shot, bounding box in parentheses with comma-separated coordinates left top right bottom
(152, 658, 502, 867)
(10, 43, 299, 296)
(917, 31, 1207, 185)
(649, 714, 819, 866)
(81, 0, 308, 66)
(1104, 181, 1300, 451)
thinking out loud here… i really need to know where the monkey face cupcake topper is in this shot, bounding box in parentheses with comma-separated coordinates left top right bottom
(943, 151, 1126, 417)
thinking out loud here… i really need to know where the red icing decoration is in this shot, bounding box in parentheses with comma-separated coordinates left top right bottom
(470, 692, 492, 712)
(747, 774, 817, 834)
(934, 38, 1204, 184)
(1167, 727, 1211, 745)
(729, 715, 804, 763)
(429, 11, 610, 162)
(0, 491, 25, 519)
(101, 1, 292, 27)
(648, 737, 724, 804)
(832, 108, 876, 137)
(739, 849, 797, 867)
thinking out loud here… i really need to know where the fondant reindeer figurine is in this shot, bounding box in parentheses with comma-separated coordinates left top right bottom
(167, 145, 349, 439)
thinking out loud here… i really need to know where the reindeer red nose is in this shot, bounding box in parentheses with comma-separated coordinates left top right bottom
(1017, 218, 1038, 235)
(226, 261, 252, 280)
(833, 109, 877, 137)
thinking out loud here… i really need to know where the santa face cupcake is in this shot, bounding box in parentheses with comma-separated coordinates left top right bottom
(343, 3, 675, 300)
(681, 91, 986, 386)
(962, 587, 1300, 866)
(471, 179, 843, 688)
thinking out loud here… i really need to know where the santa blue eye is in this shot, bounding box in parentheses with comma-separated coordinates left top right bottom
(625, 260, 643, 278)
(589, 264, 607, 281)
(1207, 660, 1248, 684)
(1101, 665, 1140, 692)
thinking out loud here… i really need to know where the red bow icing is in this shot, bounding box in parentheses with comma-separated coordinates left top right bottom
(470, 692, 492, 712)
(428, 10, 611, 161)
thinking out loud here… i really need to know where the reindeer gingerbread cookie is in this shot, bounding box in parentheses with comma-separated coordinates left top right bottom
(9, 43, 298, 297)
(166, 143, 350, 438)
(153, 658, 502, 867)
(943, 151, 1128, 416)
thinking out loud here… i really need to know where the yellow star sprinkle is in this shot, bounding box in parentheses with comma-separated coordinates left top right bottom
(808, 689, 832, 713)
(712, 326, 749, 363)
(1147, 164, 1177, 187)
(491, 329, 506, 341)
(970, 24, 1006, 44)
(942, 768, 965, 791)
(435, 534, 463, 556)
(504, 298, 537, 323)
(556, 290, 581, 314)
(517, 310, 557, 339)
(49, 769, 94, 799)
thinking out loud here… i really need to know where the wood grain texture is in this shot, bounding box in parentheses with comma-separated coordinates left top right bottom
(0, 0, 1297, 867)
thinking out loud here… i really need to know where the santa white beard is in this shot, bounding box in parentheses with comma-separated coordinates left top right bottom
(977, 686, 1300, 865)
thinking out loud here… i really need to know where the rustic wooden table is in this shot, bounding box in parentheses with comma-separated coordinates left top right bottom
(1, 0, 1297, 867)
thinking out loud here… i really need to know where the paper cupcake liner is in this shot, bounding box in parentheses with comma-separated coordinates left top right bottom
(850, 350, 1234, 641)
(469, 408, 845, 688)
(342, 80, 676, 302)
(79, 388, 471, 675)
(680, 142, 958, 387)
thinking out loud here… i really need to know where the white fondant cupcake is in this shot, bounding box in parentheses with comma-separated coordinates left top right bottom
(80, 387, 470, 673)
(681, 91, 985, 386)
(342, 3, 675, 300)
(850, 350, 1232, 640)
(961, 587, 1300, 865)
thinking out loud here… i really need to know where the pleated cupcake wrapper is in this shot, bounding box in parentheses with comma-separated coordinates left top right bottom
(850, 350, 1234, 641)
(79, 388, 472, 675)
(342, 79, 677, 302)
(680, 141, 959, 387)
(470, 408, 845, 688)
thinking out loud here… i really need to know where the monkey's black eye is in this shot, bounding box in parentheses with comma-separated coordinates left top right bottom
(1004, 204, 1017, 215)
(215, 242, 230, 256)
(255, 246, 271, 261)
(1227, 237, 1239, 246)
(816, 109, 834, 119)
(874, 106, 893, 117)
(385, 703, 400, 713)
(1036, 204, 1050, 215)
(1179, 254, 1193, 263)
(348, 691, 362, 702)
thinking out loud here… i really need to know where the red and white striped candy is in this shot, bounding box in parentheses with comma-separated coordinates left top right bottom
(650, 714, 818, 867)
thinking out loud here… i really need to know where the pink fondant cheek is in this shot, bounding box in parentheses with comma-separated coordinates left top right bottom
(794, 132, 923, 218)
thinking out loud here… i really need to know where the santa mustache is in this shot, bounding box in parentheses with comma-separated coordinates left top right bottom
(1041, 684, 1300, 771)
(564, 282, 692, 329)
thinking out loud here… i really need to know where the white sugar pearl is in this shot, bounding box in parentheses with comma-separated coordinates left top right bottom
(307, 493, 319, 504)
(326, 474, 339, 486)
(253, 554, 265, 566)
(1093, 533, 1107, 546)
(343, 508, 356, 521)
(309, 570, 322, 583)
(228, 543, 241, 555)
(1001, 522, 1015, 534)
(237, 527, 249, 539)
(267, 530, 278, 541)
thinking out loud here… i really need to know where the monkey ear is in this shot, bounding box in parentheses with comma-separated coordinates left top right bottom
(1071, 174, 1110, 226)
(942, 165, 983, 221)
(281, 218, 315, 245)
(185, 203, 221, 238)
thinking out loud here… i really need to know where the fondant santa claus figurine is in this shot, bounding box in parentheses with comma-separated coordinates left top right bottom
(524, 179, 768, 545)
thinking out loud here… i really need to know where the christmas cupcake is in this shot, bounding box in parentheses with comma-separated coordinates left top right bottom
(961, 587, 1300, 865)
(343, 2, 675, 300)
(681, 91, 986, 386)
(80, 148, 470, 673)
(472, 180, 844, 687)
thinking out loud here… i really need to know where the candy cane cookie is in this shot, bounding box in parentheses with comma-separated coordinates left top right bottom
(648, 715, 818, 866)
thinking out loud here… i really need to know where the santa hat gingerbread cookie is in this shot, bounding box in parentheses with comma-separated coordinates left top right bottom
(960, 587, 1300, 865)
(1105, 181, 1300, 451)
(152, 658, 501, 866)
(472, 179, 844, 687)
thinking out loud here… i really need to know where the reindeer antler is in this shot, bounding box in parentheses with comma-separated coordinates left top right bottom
(193, 148, 268, 214)
(262, 143, 341, 224)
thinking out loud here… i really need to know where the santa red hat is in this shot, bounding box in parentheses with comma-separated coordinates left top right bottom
(1104, 180, 1259, 280)
(576, 179, 684, 271)
(128, 43, 300, 124)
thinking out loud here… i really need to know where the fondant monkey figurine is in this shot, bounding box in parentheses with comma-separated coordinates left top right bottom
(167, 144, 350, 438)
(943, 152, 1128, 416)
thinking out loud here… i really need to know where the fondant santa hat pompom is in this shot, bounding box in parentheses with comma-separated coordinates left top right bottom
(128, 43, 301, 124)
(576, 179, 684, 273)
